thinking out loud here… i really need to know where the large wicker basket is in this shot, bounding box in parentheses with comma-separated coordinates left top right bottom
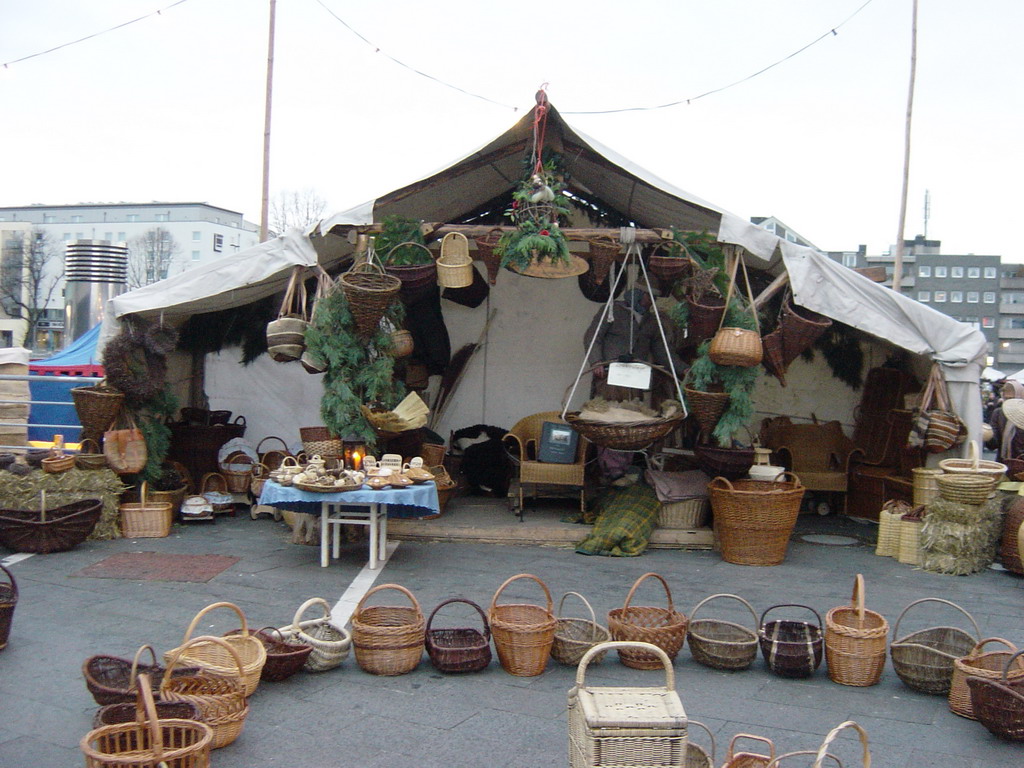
(120, 482, 173, 539)
(687, 593, 759, 671)
(708, 474, 805, 566)
(824, 574, 889, 687)
(935, 472, 996, 505)
(0, 498, 103, 554)
(489, 573, 557, 677)
(890, 597, 980, 695)
(81, 674, 213, 768)
(551, 591, 611, 667)
(286, 597, 351, 672)
(949, 637, 1024, 719)
(564, 412, 684, 452)
(758, 604, 824, 678)
(607, 572, 688, 670)
(425, 598, 492, 674)
(71, 381, 125, 443)
(339, 260, 402, 337)
(0, 563, 16, 651)
(352, 583, 425, 676)
(163, 602, 267, 698)
(938, 440, 1007, 480)
(684, 386, 730, 433)
(967, 649, 1024, 741)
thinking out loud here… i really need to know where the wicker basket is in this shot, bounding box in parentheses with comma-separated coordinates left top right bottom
(684, 720, 716, 768)
(437, 232, 473, 288)
(911, 467, 943, 506)
(339, 260, 402, 337)
(84, 644, 200, 707)
(160, 636, 249, 750)
(709, 327, 763, 367)
(874, 500, 907, 557)
(0, 498, 102, 554)
(722, 734, 775, 768)
(709, 474, 805, 566)
(299, 426, 343, 458)
(890, 597, 980, 695)
(568, 641, 688, 768)
(695, 443, 755, 481)
(199, 473, 234, 514)
(163, 602, 267, 698)
(684, 385, 730, 433)
(286, 597, 351, 672)
(938, 440, 1007, 480)
(75, 438, 108, 470)
(120, 482, 173, 539)
(255, 436, 291, 470)
(806, 721, 871, 768)
(607, 572, 688, 670)
(936, 472, 995, 505)
(352, 584, 425, 676)
(385, 243, 438, 303)
(824, 575, 889, 687)
(758, 604, 824, 678)
(967, 649, 1024, 741)
(564, 412, 684, 452)
(658, 497, 709, 529)
(227, 626, 312, 683)
(1000, 498, 1024, 574)
(474, 232, 503, 285)
(425, 598, 492, 673)
(551, 591, 611, 667)
(0, 563, 15, 651)
(41, 450, 75, 473)
(71, 381, 125, 443)
(686, 593, 758, 671)
(219, 451, 253, 493)
(778, 296, 833, 366)
(949, 637, 1024, 719)
(896, 510, 924, 565)
(81, 674, 213, 768)
(683, 295, 726, 348)
(489, 573, 557, 677)
(586, 237, 619, 285)
(92, 697, 202, 731)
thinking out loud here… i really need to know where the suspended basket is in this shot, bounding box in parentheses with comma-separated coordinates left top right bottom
(339, 260, 401, 337)
(266, 265, 308, 362)
(708, 258, 762, 367)
(286, 596, 351, 672)
(682, 295, 726, 348)
(564, 412, 685, 452)
(352, 584, 425, 676)
(0, 563, 15, 651)
(824, 574, 889, 687)
(890, 597, 980, 695)
(708, 474, 804, 566)
(760, 327, 787, 385)
(385, 242, 438, 303)
(647, 246, 689, 283)
(551, 591, 611, 667)
(968, 649, 1024, 741)
(425, 597, 492, 674)
(510, 254, 589, 279)
(390, 328, 414, 358)
(684, 386, 730, 434)
(71, 380, 124, 443)
(949, 637, 1024, 719)
(607, 572, 688, 670)
(437, 232, 473, 288)
(758, 604, 824, 678)
(686, 593, 759, 671)
(778, 295, 832, 365)
(474, 232, 504, 285)
(489, 573, 557, 677)
(586, 237, 619, 285)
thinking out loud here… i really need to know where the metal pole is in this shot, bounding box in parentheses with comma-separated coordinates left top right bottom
(892, 0, 918, 294)
(259, 0, 277, 242)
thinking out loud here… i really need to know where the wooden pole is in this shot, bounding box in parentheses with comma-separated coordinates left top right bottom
(892, 0, 918, 294)
(259, 0, 277, 243)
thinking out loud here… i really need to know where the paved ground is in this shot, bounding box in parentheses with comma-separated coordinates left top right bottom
(1, 506, 1022, 768)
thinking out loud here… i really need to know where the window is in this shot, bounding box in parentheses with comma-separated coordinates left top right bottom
(192, 231, 201, 241)
(104, 232, 113, 241)
(126, 214, 139, 223)
(985, 267, 997, 279)
(117, 232, 126, 242)
(70, 215, 83, 223)
(934, 291, 947, 302)
(213, 233, 224, 252)
(1006, 318, 1024, 330)
(43, 214, 56, 223)
(983, 317, 995, 329)
(918, 291, 931, 302)
(935, 266, 947, 278)
(0, 330, 11, 347)
(62, 233, 71, 242)
(918, 266, 931, 277)
(842, 253, 857, 268)
(950, 291, 963, 303)
(951, 266, 963, 278)
(967, 291, 979, 303)
(191, 250, 201, 261)
(984, 292, 996, 303)
(75, 232, 83, 240)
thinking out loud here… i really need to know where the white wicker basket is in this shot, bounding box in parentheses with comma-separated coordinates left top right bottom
(657, 498, 709, 529)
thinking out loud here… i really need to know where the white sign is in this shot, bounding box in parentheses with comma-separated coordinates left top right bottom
(607, 362, 652, 390)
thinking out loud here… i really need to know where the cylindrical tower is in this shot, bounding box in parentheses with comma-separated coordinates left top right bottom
(63, 240, 128, 341)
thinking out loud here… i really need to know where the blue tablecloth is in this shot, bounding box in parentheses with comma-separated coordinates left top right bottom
(259, 480, 440, 519)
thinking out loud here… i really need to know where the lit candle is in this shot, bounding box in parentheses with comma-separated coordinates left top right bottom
(352, 451, 362, 471)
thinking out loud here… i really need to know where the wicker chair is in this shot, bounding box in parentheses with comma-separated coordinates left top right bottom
(503, 411, 587, 516)
(761, 418, 862, 494)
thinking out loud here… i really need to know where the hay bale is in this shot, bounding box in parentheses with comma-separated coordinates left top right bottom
(920, 496, 1004, 575)
(0, 466, 127, 540)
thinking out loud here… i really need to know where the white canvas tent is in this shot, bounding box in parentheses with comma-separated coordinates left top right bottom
(101, 103, 987, 451)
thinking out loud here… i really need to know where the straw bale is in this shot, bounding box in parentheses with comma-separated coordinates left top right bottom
(0, 466, 127, 540)
(920, 496, 1004, 575)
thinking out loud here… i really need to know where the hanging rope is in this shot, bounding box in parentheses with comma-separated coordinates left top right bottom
(531, 85, 550, 175)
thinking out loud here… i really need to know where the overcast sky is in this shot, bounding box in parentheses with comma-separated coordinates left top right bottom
(3, 1, 1022, 260)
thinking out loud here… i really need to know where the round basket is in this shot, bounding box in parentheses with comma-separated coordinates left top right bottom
(385, 243, 438, 303)
(287, 597, 352, 672)
(695, 442, 755, 481)
(949, 637, 1024, 719)
(758, 604, 824, 678)
(425, 597, 492, 674)
(551, 591, 611, 667)
(437, 232, 473, 288)
(564, 412, 685, 451)
(824, 574, 889, 687)
(162, 602, 267, 698)
(607, 572, 688, 670)
(71, 381, 124, 443)
(83, 644, 199, 707)
(0, 563, 16, 651)
(299, 426, 343, 458)
(890, 598, 980, 695)
(967, 649, 1024, 741)
(219, 451, 253, 493)
(708, 474, 805, 566)
(938, 440, 1007, 479)
(159, 635, 249, 750)
(226, 625, 312, 683)
(911, 467, 944, 507)
(936, 472, 996, 505)
(488, 573, 557, 677)
(75, 438, 108, 470)
(352, 584, 425, 676)
(684, 386, 730, 433)
(119, 482, 173, 539)
(686, 593, 758, 671)
(93, 698, 202, 730)
(339, 260, 402, 336)
(82, 674, 213, 768)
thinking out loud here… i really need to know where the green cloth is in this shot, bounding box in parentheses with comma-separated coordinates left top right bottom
(576, 483, 659, 557)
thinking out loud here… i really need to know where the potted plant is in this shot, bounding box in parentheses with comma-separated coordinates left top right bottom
(669, 231, 730, 347)
(147, 464, 189, 516)
(374, 215, 436, 303)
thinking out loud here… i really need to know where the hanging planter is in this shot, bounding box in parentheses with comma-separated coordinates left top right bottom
(338, 262, 401, 338)
(509, 253, 589, 279)
(586, 237, 619, 285)
(474, 232, 504, 285)
(383, 242, 437, 304)
(648, 242, 689, 283)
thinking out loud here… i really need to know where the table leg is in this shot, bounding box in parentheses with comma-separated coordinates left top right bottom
(368, 503, 379, 570)
(379, 507, 388, 563)
(332, 517, 340, 558)
(320, 503, 329, 568)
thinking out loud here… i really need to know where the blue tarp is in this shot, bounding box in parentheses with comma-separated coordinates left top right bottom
(31, 323, 102, 369)
(27, 325, 102, 442)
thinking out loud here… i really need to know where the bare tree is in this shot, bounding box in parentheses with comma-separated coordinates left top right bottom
(269, 188, 327, 236)
(0, 227, 61, 347)
(127, 227, 182, 289)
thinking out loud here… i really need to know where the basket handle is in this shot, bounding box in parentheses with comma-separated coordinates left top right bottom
(688, 593, 758, 633)
(161, 634, 245, 689)
(78, 437, 101, 454)
(759, 603, 823, 630)
(181, 601, 249, 645)
(290, 596, 333, 632)
(385, 241, 435, 264)
(200, 472, 227, 494)
(687, 720, 716, 766)
(256, 435, 289, 454)
(728, 734, 775, 762)
(891, 598, 980, 644)
(968, 439, 979, 470)
(708, 476, 735, 491)
(426, 597, 490, 641)
(558, 591, 599, 643)
(128, 644, 158, 687)
(575, 641, 674, 689)
(966, 636, 1018, 659)
(621, 572, 674, 615)
(813, 721, 870, 768)
(356, 583, 422, 619)
(768, 750, 844, 768)
(1002, 649, 1024, 684)
(133, 674, 165, 762)
(771, 471, 803, 487)
(850, 574, 865, 624)
(0, 563, 17, 600)
(490, 573, 553, 616)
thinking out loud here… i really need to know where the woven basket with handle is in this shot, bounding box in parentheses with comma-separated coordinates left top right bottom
(75, 438, 107, 470)
(824, 574, 889, 687)
(890, 597, 980, 695)
(967, 648, 1024, 741)
(425, 597, 492, 673)
(607, 572, 688, 670)
(489, 573, 556, 677)
(119, 482, 173, 538)
(352, 584, 425, 676)
(286, 597, 351, 672)
(949, 637, 1024, 719)
(339, 260, 401, 336)
(758, 604, 824, 678)
(722, 734, 775, 768)
(551, 591, 611, 667)
(71, 380, 124, 443)
(686, 593, 758, 671)
(708, 258, 762, 367)
(437, 232, 473, 288)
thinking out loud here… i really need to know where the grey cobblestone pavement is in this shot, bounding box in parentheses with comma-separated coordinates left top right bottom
(1, 511, 1022, 767)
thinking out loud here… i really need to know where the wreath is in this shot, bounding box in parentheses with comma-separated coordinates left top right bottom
(102, 324, 168, 408)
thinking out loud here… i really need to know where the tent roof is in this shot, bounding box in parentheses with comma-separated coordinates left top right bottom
(31, 323, 102, 367)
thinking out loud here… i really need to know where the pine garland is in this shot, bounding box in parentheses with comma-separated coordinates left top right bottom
(305, 279, 405, 448)
(686, 341, 762, 447)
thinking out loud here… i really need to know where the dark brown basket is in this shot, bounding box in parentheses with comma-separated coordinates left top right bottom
(564, 412, 685, 452)
(227, 626, 312, 682)
(339, 261, 401, 337)
(758, 604, 824, 678)
(71, 381, 125, 443)
(474, 233, 503, 285)
(779, 296, 832, 365)
(385, 243, 438, 304)
(75, 438, 108, 470)
(83, 645, 200, 707)
(890, 598, 980, 695)
(425, 598, 492, 673)
(684, 386, 731, 434)
(0, 563, 17, 651)
(687, 593, 759, 671)
(586, 237, 619, 285)
(607, 573, 688, 670)
(1000, 498, 1024, 574)
(695, 443, 755, 481)
(683, 296, 726, 348)
(92, 699, 202, 730)
(968, 650, 1024, 741)
(0, 499, 103, 554)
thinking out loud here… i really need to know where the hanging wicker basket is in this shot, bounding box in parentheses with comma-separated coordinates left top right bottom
(683, 295, 726, 348)
(586, 237, 619, 285)
(564, 412, 685, 452)
(551, 591, 611, 667)
(352, 584, 425, 676)
(824, 574, 889, 687)
(339, 260, 401, 337)
(489, 573, 557, 677)
(890, 597, 980, 695)
(425, 597, 492, 674)
(71, 380, 124, 443)
(758, 604, 824, 678)
(474, 232, 504, 285)
(684, 386, 730, 434)
(686, 593, 759, 671)
(385, 242, 438, 303)
(437, 232, 474, 288)
(778, 295, 832, 365)
(607, 572, 688, 670)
